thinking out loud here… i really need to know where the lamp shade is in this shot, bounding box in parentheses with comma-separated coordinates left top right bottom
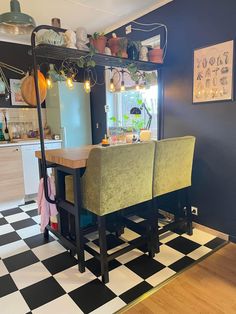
(130, 107, 142, 115)
(0, 0, 36, 35)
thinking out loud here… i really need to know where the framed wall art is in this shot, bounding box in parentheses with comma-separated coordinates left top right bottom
(9, 79, 28, 106)
(193, 40, 234, 103)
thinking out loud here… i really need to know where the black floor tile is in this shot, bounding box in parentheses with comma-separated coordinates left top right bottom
(24, 200, 36, 205)
(0, 231, 21, 246)
(93, 234, 126, 251)
(24, 233, 55, 249)
(26, 209, 38, 217)
(166, 236, 201, 255)
(205, 237, 226, 250)
(69, 279, 116, 314)
(20, 277, 65, 310)
(3, 250, 39, 272)
(0, 274, 18, 297)
(85, 257, 121, 277)
(125, 255, 165, 279)
(169, 256, 195, 272)
(42, 251, 77, 275)
(11, 218, 37, 231)
(120, 281, 153, 304)
(1, 207, 23, 217)
(0, 217, 8, 226)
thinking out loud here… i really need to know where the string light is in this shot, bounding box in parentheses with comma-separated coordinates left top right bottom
(120, 69, 125, 92)
(84, 79, 91, 93)
(46, 74, 53, 89)
(120, 80, 125, 92)
(109, 78, 115, 92)
(66, 74, 74, 90)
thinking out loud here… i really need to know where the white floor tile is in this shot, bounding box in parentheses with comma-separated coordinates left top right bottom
(127, 215, 145, 223)
(0, 260, 9, 276)
(16, 224, 41, 239)
(155, 244, 185, 266)
(106, 265, 143, 295)
(19, 203, 38, 212)
(0, 240, 29, 259)
(146, 267, 176, 287)
(0, 224, 14, 236)
(54, 265, 96, 292)
(0, 291, 30, 314)
(5, 212, 29, 223)
(90, 297, 126, 314)
(11, 262, 52, 290)
(32, 241, 66, 261)
(116, 249, 143, 264)
(32, 215, 41, 224)
(159, 231, 179, 244)
(32, 294, 83, 314)
(182, 229, 216, 245)
(187, 246, 212, 260)
(120, 228, 140, 242)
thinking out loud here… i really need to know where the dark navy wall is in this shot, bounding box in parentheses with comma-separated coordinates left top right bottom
(110, 0, 236, 237)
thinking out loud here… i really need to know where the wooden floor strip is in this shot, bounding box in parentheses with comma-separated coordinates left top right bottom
(121, 243, 236, 314)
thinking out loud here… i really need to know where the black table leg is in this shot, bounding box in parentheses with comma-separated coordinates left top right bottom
(73, 168, 85, 273)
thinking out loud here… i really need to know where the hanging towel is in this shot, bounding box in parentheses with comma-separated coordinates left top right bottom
(37, 176, 58, 232)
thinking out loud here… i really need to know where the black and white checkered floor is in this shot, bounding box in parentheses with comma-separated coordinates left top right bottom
(0, 201, 226, 314)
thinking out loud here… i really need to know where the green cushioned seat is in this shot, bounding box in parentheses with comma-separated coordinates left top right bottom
(153, 136, 196, 197)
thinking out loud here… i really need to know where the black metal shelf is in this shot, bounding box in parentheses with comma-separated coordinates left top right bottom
(32, 44, 161, 71)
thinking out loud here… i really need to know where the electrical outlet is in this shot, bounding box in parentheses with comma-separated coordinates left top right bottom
(125, 25, 132, 34)
(191, 206, 198, 216)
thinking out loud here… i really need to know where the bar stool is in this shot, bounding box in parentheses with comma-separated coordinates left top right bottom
(153, 136, 196, 243)
(66, 142, 156, 283)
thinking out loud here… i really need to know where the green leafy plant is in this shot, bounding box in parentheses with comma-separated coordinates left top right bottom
(76, 47, 96, 68)
(91, 32, 105, 39)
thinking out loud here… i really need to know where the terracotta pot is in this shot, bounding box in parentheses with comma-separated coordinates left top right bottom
(90, 36, 107, 54)
(148, 48, 163, 63)
(108, 37, 120, 56)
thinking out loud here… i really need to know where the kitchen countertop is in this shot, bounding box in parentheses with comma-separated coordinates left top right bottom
(0, 139, 62, 148)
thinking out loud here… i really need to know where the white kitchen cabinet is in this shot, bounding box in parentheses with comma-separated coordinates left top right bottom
(0, 146, 24, 203)
(21, 141, 61, 195)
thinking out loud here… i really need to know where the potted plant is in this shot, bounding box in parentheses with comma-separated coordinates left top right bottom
(127, 40, 142, 60)
(148, 48, 163, 63)
(118, 37, 128, 58)
(89, 32, 107, 54)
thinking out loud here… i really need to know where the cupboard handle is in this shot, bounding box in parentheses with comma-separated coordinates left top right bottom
(15, 148, 19, 151)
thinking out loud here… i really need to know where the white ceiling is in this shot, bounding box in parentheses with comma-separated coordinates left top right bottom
(0, 0, 172, 44)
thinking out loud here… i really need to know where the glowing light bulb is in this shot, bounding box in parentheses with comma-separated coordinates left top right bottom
(84, 80, 91, 93)
(135, 81, 140, 91)
(66, 76, 74, 90)
(120, 81, 125, 92)
(46, 77, 53, 89)
(110, 78, 115, 92)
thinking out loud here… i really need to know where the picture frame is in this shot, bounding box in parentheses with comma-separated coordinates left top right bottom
(9, 79, 28, 106)
(193, 40, 234, 103)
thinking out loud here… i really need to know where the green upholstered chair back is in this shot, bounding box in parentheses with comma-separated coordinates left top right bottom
(66, 142, 155, 216)
(82, 142, 155, 216)
(153, 136, 196, 197)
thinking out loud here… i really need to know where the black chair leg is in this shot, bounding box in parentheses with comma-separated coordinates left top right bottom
(44, 227, 49, 239)
(98, 216, 109, 284)
(185, 187, 193, 236)
(148, 200, 159, 257)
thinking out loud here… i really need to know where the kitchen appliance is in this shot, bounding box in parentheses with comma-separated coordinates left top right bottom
(46, 81, 92, 148)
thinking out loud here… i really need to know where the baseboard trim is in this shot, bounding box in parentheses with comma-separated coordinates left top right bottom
(193, 222, 229, 241)
(229, 235, 236, 243)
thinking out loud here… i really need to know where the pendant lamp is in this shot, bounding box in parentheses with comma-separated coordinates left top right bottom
(0, 0, 36, 35)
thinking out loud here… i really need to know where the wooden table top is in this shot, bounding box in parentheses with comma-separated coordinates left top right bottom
(35, 145, 97, 169)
